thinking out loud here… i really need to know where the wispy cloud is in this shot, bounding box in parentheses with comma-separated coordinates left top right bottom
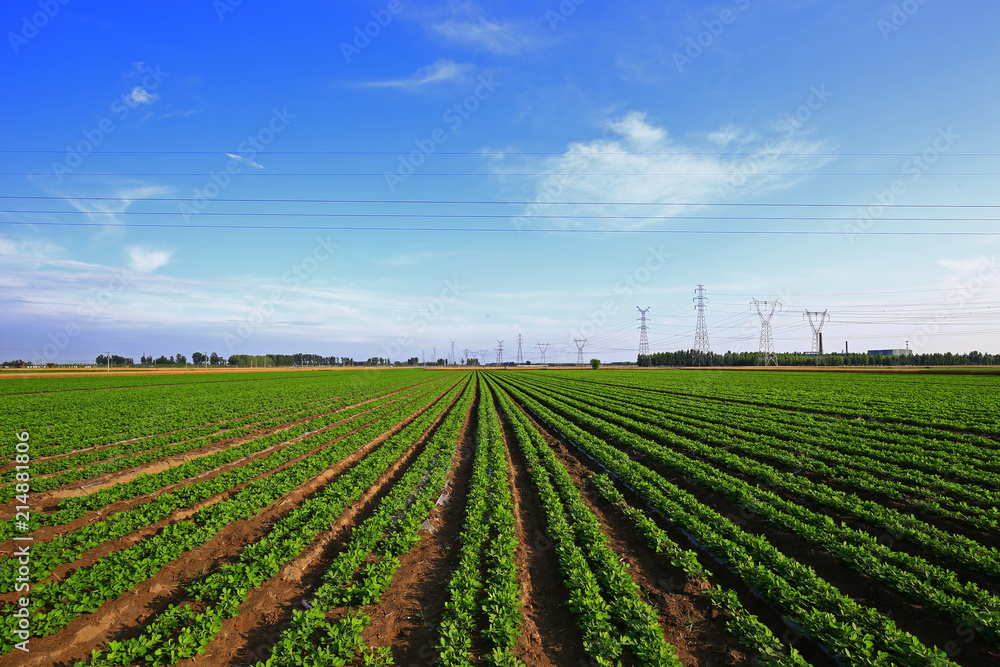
(357, 59, 473, 90)
(428, 1, 536, 55)
(225, 153, 264, 169)
(509, 110, 835, 230)
(61, 182, 174, 226)
(373, 251, 436, 266)
(126, 246, 174, 273)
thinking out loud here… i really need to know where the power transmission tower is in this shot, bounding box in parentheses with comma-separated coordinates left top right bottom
(637, 306, 650, 358)
(515, 334, 524, 364)
(464, 348, 470, 365)
(450, 341, 455, 365)
(693, 285, 711, 355)
(479, 349, 488, 366)
(573, 338, 587, 365)
(536, 342, 549, 365)
(751, 299, 782, 366)
(496, 340, 504, 365)
(803, 310, 830, 362)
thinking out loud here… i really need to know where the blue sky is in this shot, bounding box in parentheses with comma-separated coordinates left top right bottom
(1, 0, 998, 364)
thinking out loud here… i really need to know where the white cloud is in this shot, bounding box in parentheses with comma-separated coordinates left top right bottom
(127, 86, 159, 105)
(225, 153, 264, 169)
(509, 110, 836, 230)
(358, 59, 473, 90)
(939, 256, 998, 274)
(428, 1, 535, 55)
(126, 246, 174, 273)
(373, 252, 435, 266)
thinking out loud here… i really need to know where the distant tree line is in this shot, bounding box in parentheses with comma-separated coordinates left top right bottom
(638, 350, 1000, 367)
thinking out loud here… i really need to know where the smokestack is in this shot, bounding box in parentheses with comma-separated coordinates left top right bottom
(845, 340, 848, 354)
(818, 332, 823, 355)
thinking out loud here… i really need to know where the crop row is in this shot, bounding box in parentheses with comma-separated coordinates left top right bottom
(0, 379, 452, 590)
(436, 378, 523, 666)
(0, 375, 464, 654)
(490, 376, 682, 666)
(256, 375, 477, 666)
(491, 373, 958, 666)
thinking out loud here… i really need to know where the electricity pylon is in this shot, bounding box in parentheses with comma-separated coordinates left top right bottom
(496, 340, 504, 365)
(803, 310, 830, 362)
(751, 299, 782, 366)
(637, 307, 650, 357)
(537, 342, 549, 365)
(573, 338, 587, 365)
(516, 334, 524, 364)
(693, 285, 711, 355)
(450, 341, 455, 365)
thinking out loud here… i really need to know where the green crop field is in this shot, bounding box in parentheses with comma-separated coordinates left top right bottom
(1, 368, 998, 666)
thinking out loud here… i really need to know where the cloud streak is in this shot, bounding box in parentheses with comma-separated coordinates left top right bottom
(356, 59, 473, 90)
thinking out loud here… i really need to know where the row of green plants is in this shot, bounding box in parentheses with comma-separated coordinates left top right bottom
(0, 379, 442, 542)
(586, 472, 810, 667)
(511, 373, 1000, 578)
(519, 374, 999, 529)
(512, 380, 1000, 647)
(490, 377, 682, 667)
(0, 377, 465, 655)
(491, 373, 959, 666)
(436, 379, 523, 666)
(255, 376, 478, 666)
(0, 379, 452, 589)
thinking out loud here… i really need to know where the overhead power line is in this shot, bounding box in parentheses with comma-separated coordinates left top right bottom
(3, 171, 996, 176)
(5, 209, 998, 221)
(3, 149, 998, 156)
(3, 196, 997, 208)
(2, 220, 998, 235)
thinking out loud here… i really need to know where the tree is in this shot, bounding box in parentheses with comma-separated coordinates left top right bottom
(176, 353, 187, 365)
(192, 352, 206, 365)
(590, 358, 600, 370)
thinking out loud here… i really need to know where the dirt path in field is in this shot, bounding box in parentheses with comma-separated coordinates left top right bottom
(173, 377, 470, 667)
(490, 384, 593, 667)
(7, 382, 462, 667)
(359, 379, 478, 665)
(527, 389, 999, 667)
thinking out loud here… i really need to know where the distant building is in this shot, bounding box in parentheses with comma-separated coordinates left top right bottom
(867, 348, 913, 356)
